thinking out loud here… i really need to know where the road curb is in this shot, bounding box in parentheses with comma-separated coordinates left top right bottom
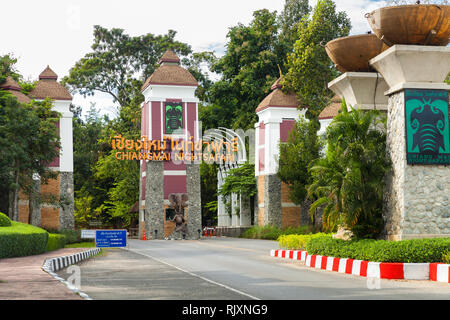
(42, 248, 101, 300)
(270, 249, 449, 283)
(42, 248, 101, 272)
(430, 263, 450, 283)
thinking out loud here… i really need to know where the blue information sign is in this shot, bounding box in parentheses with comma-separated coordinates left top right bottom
(95, 230, 127, 248)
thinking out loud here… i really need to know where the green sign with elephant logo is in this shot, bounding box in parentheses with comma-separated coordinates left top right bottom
(405, 89, 450, 165)
(165, 102, 183, 134)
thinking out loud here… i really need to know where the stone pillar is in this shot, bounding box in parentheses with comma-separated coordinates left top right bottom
(231, 193, 240, 227)
(217, 169, 230, 227)
(239, 194, 251, 227)
(264, 174, 282, 227)
(145, 161, 164, 239)
(370, 45, 450, 240)
(186, 163, 202, 239)
(30, 175, 41, 227)
(59, 172, 74, 230)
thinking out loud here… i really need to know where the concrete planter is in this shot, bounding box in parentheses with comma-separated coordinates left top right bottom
(325, 34, 388, 73)
(328, 72, 389, 110)
(366, 4, 450, 46)
(369, 45, 450, 94)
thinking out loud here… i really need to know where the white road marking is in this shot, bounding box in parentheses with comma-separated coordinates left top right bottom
(128, 248, 260, 300)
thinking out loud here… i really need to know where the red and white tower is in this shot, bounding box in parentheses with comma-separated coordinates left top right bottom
(254, 78, 307, 228)
(139, 50, 202, 239)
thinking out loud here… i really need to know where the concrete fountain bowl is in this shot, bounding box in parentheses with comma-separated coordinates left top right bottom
(325, 34, 388, 73)
(366, 4, 450, 46)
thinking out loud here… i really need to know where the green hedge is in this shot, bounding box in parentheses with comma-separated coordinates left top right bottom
(0, 212, 11, 227)
(242, 225, 317, 240)
(306, 236, 450, 263)
(278, 233, 332, 250)
(46, 233, 67, 252)
(45, 228, 81, 244)
(0, 221, 49, 259)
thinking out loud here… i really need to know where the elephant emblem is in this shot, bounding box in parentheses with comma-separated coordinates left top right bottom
(165, 104, 183, 133)
(409, 99, 446, 155)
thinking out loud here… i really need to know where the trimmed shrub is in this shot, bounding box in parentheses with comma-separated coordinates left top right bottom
(242, 225, 317, 240)
(45, 228, 81, 244)
(443, 251, 450, 264)
(278, 233, 332, 250)
(0, 212, 11, 227)
(46, 233, 67, 252)
(0, 221, 49, 259)
(306, 236, 450, 263)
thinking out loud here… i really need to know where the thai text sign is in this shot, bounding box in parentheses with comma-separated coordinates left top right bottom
(81, 229, 96, 239)
(405, 89, 450, 165)
(112, 135, 239, 163)
(95, 230, 127, 248)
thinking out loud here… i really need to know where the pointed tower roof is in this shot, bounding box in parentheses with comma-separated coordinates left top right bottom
(256, 77, 301, 113)
(39, 65, 58, 80)
(158, 50, 181, 64)
(319, 95, 342, 120)
(0, 76, 31, 104)
(30, 66, 72, 100)
(141, 50, 198, 91)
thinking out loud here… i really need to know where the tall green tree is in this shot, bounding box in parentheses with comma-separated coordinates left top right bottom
(277, 116, 322, 205)
(62, 26, 192, 108)
(307, 101, 390, 238)
(0, 57, 60, 221)
(283, 0, 351, 118)
(206, 1, 311, 131)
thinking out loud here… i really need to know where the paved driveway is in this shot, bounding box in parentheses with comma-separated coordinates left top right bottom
(0, 248, 86, 300)
(56, 238, 450, 300)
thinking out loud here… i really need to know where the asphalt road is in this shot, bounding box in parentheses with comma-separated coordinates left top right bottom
(58, 237, 450, 300)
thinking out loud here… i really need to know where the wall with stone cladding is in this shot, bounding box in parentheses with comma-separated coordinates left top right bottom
(145, 161, 165, 239)
(384, 91, 450, 240)
(264, 174, 282, 227)
(59, 172, 74, 230)
(186, 163, 202, 239)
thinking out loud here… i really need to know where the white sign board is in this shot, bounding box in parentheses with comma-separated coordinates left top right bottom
(81, 229, 96, 239)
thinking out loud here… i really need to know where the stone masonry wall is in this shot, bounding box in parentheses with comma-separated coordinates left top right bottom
(384, 91, 450, 240)
(59, 172, 74, 230)
(264, 174, 282, 227)
(145, 161, 164, 239)
(186, 163, 202, 239)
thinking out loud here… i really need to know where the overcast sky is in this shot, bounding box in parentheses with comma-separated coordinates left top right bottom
(1, 0, 385, 118)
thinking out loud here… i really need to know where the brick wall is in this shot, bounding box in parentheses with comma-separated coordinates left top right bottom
(41, 206, 59, 230)
(282, 207, 301, 228)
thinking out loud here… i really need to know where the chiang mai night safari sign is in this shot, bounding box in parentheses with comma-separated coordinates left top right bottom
(111, 135, 239, 163)
(405, 89, 450, 165)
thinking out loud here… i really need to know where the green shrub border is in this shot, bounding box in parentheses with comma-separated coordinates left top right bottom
(0, 221, 49, 259)
(46, 233, 67, 252)
(305, 236, 450, 263)
(278, 233, 332, 250)
(0, 212, 12, 227)
(241, 225, 318, 240)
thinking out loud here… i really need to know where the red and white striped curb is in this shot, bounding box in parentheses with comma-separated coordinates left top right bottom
(430, 263, 450, 283)
(270, 249, 449, 282)
(270, 249, 307, 261)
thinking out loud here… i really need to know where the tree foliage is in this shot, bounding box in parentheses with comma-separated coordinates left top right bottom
(283, 0, 351, 118)
(307, 101, 390, 238)
(205, 2, 311, 130)
(0, 55, 60, 221)
(218, 163, 257, 199)
(277, 116, 322, 205)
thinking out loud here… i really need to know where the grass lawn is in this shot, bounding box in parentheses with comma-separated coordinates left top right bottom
(65, 242, 95, 248)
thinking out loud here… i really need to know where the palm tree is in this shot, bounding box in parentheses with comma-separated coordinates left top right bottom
(308, 100, 390, 239)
